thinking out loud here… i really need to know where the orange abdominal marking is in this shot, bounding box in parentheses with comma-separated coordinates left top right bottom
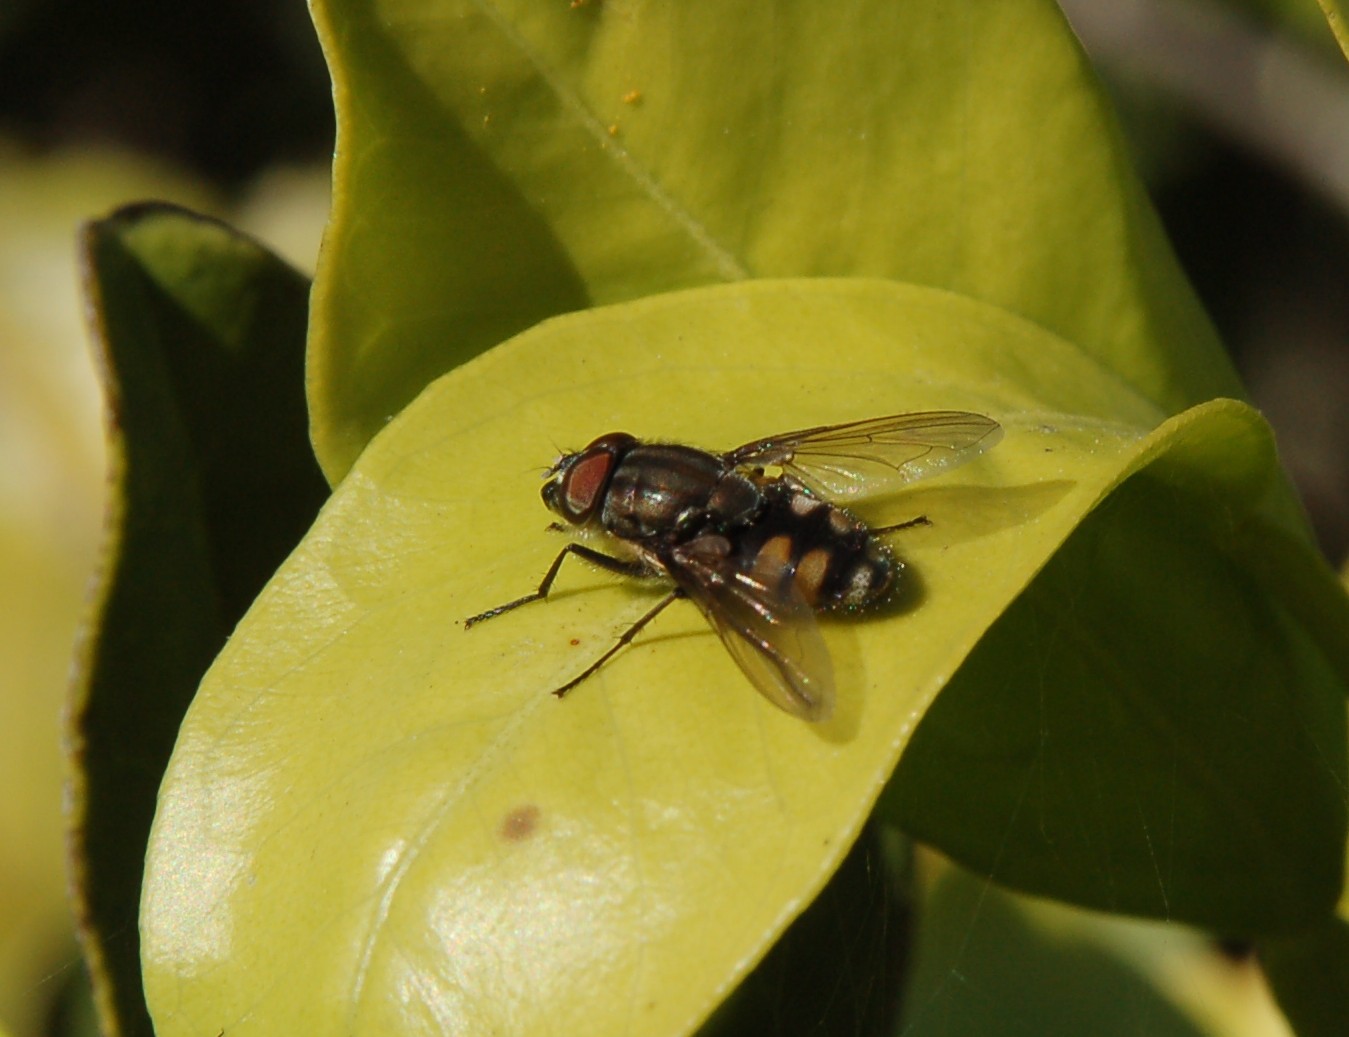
(795, 548, 831, 604)
(755, 535, 794, 582)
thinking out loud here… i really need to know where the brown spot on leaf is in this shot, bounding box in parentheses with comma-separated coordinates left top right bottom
(500, 805, 542, 842)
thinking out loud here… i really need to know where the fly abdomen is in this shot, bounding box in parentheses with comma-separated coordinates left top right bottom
(823, 538, 896, 611)
(740, 489, 896, 612)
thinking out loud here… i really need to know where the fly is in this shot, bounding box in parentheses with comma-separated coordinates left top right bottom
(464, 411, 1002, 722)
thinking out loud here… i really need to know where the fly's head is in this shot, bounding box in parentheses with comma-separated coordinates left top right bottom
(541, 432, 636, 527)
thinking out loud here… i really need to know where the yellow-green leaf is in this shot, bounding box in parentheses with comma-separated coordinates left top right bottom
(307, 0, 1241, 482)
(141, 280, 1345, 1035)
(1315, 0, 1349, 62)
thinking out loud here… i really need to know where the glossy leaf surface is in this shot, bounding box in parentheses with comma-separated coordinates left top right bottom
(1316, 0, 1349, 61)
(143, 281, 1346, 1036)
(307, 0, 1241, 481)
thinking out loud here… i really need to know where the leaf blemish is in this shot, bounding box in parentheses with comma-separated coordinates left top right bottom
(500, 805, 542, 842)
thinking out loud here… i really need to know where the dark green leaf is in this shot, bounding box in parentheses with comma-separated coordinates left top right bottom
(67, 203, 328, 1037)
(1263, 914, 1349, 1037)
(703, 824, 914, 1037)
(884, 412, 1349, 932)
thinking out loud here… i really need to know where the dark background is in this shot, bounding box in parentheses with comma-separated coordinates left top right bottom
(0, 2, 330, 185)
(2, 0, 1346, 557)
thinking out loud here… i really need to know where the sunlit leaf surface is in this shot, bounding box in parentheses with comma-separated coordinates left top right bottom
(142, 281, 1345, 1036)
(1315, 0, 1349, 62)
(307, 0, 1240, 481)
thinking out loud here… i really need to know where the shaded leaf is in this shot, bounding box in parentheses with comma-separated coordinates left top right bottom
(900, 864, 1204, 1037)
(1261, 907, 1349, 1035)
(702, 823, 913, 1037)
(68, 204, 328, 1036)
(884, 404, 1349, 932)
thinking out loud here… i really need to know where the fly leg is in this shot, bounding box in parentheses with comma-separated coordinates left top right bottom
(553, 590, 683, 698)
(463, 544, 654, 628)
(872, 515, 931, 535)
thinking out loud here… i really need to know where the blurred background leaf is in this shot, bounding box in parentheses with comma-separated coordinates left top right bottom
(902, 852, 1302, 1037)
(0, 151, 210, 1037)
(69, 205, 329, 1037)
(0, 148, 328, 1037)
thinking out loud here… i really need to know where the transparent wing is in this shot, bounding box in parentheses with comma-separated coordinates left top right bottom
(726, 411, 1002, 499)
(669, 542, 835, 722)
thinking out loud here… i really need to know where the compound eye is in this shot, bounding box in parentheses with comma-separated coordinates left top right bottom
(542, 432, 635, 525)
(559, 448, 614, 523)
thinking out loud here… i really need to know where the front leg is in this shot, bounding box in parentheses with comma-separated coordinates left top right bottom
(463, 543, 656, 628)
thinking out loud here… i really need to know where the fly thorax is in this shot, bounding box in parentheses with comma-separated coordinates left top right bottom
(600, 444, 729, 540)
(704, 470, 762, 528)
